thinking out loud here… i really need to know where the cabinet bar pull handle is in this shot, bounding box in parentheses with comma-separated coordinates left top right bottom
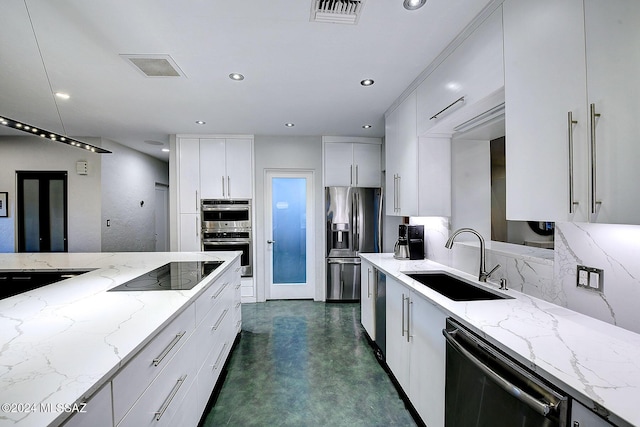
(367, 268, 371, 298)
(401, 293, 405, 337)
(430, 96, 465, 120)
(212, 282, 229, 300)
(153, 331, 186, 367)
(350, 165, 353, 186)
(213, 343, 229, 371)
(355, 165, 359, 185)
(222, 176, 225, 198)
(590, 103, 602, 214)
(398, 174, 402, 212)
(407, 299, 412, 343)
(195, 190, 198, 211)
(154, 375, 186, 421)
(212, 309, 229, 331)
(568, 111, 578, 213)
(227, 176, 231, 197)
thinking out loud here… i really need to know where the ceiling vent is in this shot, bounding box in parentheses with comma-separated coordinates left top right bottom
(310, 0, 365, 25)
(121, 54, 186, 77)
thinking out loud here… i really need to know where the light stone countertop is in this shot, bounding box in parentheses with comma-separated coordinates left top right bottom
(360, 252, 640, 427)
(0, 251, 241, 427)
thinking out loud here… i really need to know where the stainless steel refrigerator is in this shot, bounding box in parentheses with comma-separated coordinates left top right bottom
(326, 187, 382, 301)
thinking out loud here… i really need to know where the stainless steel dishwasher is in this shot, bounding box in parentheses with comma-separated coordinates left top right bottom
(443, 318, 569, 427)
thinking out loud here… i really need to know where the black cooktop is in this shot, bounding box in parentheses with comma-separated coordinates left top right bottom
(108, 261, 224, 292)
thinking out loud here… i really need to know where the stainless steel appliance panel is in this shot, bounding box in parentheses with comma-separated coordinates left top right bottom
(201, 230, 252, 277)
(326, 258, 360, 301)
(201, 199, 251, 230)
(443, 318, 568, 427)
(325, 187, 381, 258)
(325, 187, 382, 301)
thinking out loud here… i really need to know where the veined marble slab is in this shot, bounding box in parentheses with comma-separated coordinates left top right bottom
(0, 251, 241, 427)
(361, 252, 640, 427)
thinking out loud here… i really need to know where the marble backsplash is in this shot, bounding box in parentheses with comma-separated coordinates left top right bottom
(555, 222, 640, 334)
(412, 217, 640, 334)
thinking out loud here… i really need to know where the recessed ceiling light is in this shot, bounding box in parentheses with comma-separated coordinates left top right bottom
(362, 124, 372, 129)
(55, 92, 70, 100)
(285, 123, 295, 127)
(229, 73, 245, 81)
(360, 79, 374, 86)
(195, 120, 206, 125)
(403, 0, 427, 10)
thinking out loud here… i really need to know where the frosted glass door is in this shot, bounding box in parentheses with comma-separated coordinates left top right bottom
(266, 170, 314, 299)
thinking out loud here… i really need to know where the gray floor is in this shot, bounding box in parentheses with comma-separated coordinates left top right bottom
(201, 300, 418, 427)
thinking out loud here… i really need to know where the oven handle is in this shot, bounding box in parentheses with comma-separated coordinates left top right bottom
(201, 206, 250, 212)
(203, 240, 251, 245)
(443, 328, 558, 417)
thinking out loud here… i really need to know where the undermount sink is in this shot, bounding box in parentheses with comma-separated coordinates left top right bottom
(404, 272, 512, 301)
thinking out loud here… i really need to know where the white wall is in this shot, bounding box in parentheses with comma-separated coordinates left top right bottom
(0, 136, 102, 252)
(100, 139, 169, 252)
(253, 135, 324, 302)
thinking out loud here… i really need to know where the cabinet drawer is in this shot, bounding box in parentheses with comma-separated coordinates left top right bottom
(194, 297, 234, 361)
(62, 383, 112, 427)
(112, 303, 195, 424)
(196, 332, 233, 413)
(195, 268, 233, 326)
(117, 335, 198, 427)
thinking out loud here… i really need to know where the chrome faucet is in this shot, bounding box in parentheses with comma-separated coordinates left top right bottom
(445, 227, 500, 282)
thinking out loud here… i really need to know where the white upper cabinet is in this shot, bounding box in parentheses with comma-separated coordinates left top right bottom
(584, 0, 640, 224)
(417, 7, 504, 136)
(504, 0, 589, 222)
(177, 138, 201, 214)
(324, 139, 382, 187)
(386, 92, 419, 216)
(200, 138, 253, 199)
(504, 0, 640, 224)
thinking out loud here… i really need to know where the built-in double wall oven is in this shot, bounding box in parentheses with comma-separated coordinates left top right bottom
(201, 199, 252, 277)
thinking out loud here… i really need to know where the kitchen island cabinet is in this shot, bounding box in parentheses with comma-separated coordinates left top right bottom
(0, 251, 241, 427)
(504, 0, 640, 224)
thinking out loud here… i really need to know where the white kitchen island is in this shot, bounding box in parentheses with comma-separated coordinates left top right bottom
(0, 251, 242, 427)
(361, 253, 640, 427)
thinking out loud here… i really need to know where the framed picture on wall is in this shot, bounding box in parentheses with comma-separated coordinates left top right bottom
(0, 192, 7, 217)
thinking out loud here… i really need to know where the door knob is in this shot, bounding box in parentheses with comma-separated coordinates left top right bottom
(267, 240, 275, 244)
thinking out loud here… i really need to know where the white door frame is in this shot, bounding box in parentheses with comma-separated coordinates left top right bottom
(264, 169, 315, 300)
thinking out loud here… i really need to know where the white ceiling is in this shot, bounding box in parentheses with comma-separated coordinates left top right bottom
(0, 0, 493, 161)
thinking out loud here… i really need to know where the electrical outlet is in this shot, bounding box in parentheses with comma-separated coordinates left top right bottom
(576, 265, 604, 292)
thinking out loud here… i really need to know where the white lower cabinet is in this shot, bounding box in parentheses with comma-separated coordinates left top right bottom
(118, 335, 198, 427)
(112, 304, 196, 424)
(62, 383, 113, 427)
(386, 276, 447, 427)
(360, 259, 375, 340)
(66, 259, 241, 427)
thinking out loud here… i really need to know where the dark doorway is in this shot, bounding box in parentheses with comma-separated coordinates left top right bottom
(17, 171, 68, 252)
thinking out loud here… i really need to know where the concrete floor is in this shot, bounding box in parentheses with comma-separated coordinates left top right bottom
(201, 300, 418, 427)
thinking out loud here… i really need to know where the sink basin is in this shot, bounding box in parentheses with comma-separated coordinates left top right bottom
(405, 272, 512, 301)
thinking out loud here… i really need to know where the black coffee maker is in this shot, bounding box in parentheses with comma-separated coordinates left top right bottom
(407, 225, 425, 260)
